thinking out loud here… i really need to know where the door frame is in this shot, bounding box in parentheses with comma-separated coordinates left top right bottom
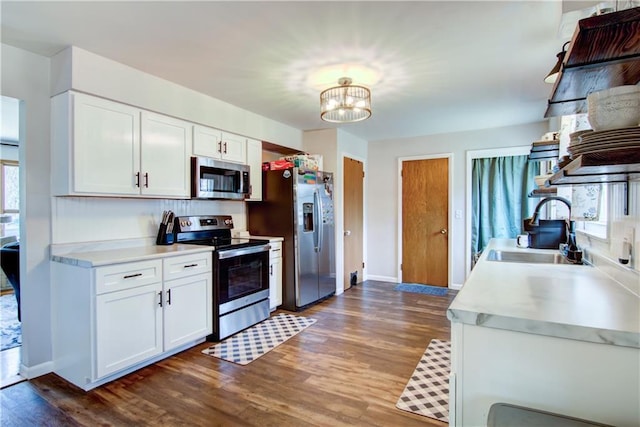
(397, 153, 453, 287)
(464, 146, 530, 278)
(341, 153, 367, 285)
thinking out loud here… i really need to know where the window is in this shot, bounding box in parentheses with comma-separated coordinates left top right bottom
(0, 161, 19, 238)
(575, 184, 608, 240)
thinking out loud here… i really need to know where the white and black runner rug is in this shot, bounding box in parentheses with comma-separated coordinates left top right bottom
(202, 313, 316, 365)
(396, 339, 451, 422)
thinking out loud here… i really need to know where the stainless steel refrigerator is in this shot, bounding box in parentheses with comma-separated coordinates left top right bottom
(247, 167, 335, 311)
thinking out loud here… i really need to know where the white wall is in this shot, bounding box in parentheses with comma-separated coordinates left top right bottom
(1, 44, 53, 375)
(367, 121, 548, 286)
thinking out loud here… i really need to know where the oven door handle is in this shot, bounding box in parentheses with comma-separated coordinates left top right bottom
(217, 244, 271, 259)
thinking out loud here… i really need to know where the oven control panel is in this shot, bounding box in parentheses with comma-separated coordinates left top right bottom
(175, 215, 233, 232)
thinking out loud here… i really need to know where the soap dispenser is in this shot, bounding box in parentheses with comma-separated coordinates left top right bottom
(618, 238, 632, 265)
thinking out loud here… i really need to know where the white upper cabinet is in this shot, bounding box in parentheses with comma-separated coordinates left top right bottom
(67, 93, 141, 195)
(140, 112, 191, 197)
(220, 131, 247, 164)
(51, 91, 191, 198)
(246, 138, 262, 201)
(193, 125, 246, 164)
(192, 124, 223, 159)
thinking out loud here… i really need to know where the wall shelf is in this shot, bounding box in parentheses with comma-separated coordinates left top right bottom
(544, 7, 640, 118)
(528, 187, 557, 198)
(546, 148, 640, 186)
(528, 140, 559, 161)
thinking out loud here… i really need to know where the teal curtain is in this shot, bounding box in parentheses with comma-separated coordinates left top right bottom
(471, 155, 539, 258)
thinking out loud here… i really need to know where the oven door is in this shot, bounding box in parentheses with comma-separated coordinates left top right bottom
(215, 244, 270, 312)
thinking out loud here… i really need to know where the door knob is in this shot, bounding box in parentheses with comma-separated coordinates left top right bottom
(344, 230, 351, 236)
(440, 228, 447, 234)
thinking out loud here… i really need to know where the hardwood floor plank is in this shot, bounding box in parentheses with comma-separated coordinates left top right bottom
(1, 280, 456, 426)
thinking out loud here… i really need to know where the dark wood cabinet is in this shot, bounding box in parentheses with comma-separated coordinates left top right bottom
(545, 7, 640, 118)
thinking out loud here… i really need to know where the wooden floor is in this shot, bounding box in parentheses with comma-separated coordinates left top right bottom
(0, 281, 457, 426)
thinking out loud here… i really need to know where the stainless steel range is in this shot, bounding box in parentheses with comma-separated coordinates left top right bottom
(173, 215, 271, 341)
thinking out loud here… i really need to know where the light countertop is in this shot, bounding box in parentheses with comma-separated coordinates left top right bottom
(249, 235, 284, 242)
(52, 244, 214, 268)
(447, 238, 640, 348)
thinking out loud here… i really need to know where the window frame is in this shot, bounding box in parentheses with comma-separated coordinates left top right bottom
(0, 160, 19, 214)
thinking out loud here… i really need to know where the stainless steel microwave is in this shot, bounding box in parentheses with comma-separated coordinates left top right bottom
(191, 156, 250, 200)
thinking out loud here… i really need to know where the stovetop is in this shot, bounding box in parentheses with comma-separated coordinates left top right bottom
(186, 237, 269, 251)
(173, 215, 268, 251)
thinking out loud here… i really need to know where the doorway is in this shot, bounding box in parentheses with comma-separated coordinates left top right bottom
(398, 155, 451, 287)
(343, 156, 364, 290)
(0, 95, 23, 387)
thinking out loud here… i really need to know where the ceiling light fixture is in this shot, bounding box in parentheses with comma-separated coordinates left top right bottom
(320, 77, 371, 123)
(544, 41, 571, 84)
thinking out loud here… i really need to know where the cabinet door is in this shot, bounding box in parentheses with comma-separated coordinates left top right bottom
(95, 282, 163, 378)
(193, 125, 222, 159)
(220, 132, 246, 164)
(163, 274, 212, 351)
(72, 93, 141, 195)
(269, 256, 282, 310)
(246, 138, 262, 201)
(140, 112, 191, 197)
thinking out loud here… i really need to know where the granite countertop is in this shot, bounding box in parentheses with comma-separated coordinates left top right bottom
(52, 244, 214, 268)
(447, 238, 640, 348)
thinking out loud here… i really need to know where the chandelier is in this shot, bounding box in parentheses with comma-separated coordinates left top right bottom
(320, 77, 372, 123)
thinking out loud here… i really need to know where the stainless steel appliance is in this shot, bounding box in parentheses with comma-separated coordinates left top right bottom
(247, 168, 335, 311)
(191, 156, 250, 200)
(173, 215, 270, 340)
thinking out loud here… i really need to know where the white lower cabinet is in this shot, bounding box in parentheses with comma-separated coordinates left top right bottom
(52, 251, 212, 391)
(96, 282, 163, 378)
(268, 240, 283, 310)
(450, 322, 640, 427)
(162, 253, 212, 350)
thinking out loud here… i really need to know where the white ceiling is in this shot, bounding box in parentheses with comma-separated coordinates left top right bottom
(0, 1, 600, 142)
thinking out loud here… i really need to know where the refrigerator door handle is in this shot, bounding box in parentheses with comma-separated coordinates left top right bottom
(316, 188, 324, 253)
(313, 189, 321, 252)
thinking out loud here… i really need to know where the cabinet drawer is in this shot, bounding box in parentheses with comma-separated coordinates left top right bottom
(270, 241, 282, 258)
(163, 252, 212, 281)
(95, 260, 162, 295)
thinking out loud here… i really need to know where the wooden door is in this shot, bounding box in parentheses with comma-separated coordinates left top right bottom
(343, 157, 364, 290)
(401, 158, 448, 287)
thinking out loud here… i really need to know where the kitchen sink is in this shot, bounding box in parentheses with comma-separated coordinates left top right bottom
(486, 249, 585, 265)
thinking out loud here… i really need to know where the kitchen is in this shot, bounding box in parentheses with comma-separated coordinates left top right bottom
(1, 1, 640, 426)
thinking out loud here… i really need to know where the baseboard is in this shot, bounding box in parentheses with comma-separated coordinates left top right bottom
(365, 274, 398, 283)
(450, 283, 463, 290)
(20, 360, 54, 380)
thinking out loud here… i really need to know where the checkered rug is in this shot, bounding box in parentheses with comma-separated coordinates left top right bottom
(396, 339, 451, 422)
(201, 313, 316, 365)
